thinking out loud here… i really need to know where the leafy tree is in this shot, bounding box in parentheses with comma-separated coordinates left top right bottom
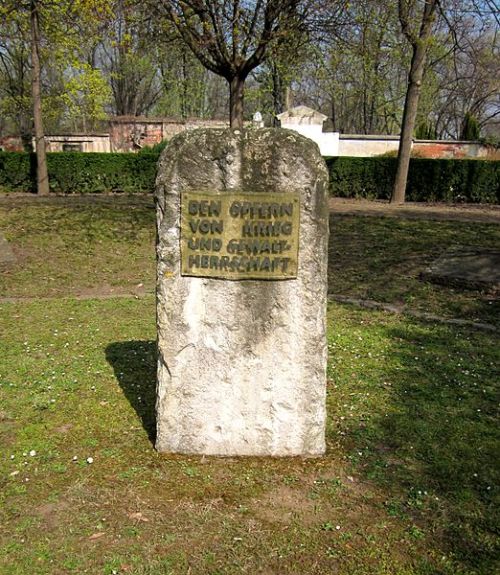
(99, 0, 163, 117)
(0, 16, 32, 147)
(415, 118, 437, 139)
(156, 0, 311, 128)
(154, 40, 217, 119)
(391, 0, 499, 203)
(292, 0, 409, 135)
(1, 0, 111, 194)
(62, 63, 112, 131)
(435, 26, 499, 138)
(460, 111, 481, 140)
(30, 0, 49, 195)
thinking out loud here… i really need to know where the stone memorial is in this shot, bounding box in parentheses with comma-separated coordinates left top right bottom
(155, 128, 329, 456)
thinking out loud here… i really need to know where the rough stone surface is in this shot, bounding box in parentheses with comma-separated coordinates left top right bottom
(421, 248, 500, 292)
(155, 128, 329, 456)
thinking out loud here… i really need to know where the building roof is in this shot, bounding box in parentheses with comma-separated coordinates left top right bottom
(277, 106, 328, 122)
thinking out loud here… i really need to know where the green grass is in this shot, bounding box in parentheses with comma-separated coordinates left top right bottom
(329, 215, 500, 327)
(0, 198, 498, 573)
(0, 200, 155, 298)
(0, 298, 498, 574)
(1, 200, 498, 325)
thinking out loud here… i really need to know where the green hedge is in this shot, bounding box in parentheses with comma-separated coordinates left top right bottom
(0, 152, 34, 192)
(327, 157, 499, 203)
(1, 151, 499, 203)
(0, 152, 159, 194)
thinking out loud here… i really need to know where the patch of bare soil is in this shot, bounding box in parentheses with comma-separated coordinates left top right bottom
(330, 197, 500, 224)
(249, 465, 390, 531)
(0, 193, 154, 208)
(75, 283, 150, 299)
(0, 283, 153, 303)
(250, 484, 325, 526)
(36, 500, 71, 530)
(0, 411, 17, 448)
(0, 233, 16, 265)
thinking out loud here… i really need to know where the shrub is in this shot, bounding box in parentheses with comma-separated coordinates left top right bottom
(0, 151, 35, 192)
(327, 157, 499, 204)
(415, 119, 437, 140)
(460, 112, 481, 140)
(1, 151, 498, 203)
(138, 140, 169, 154)
(0, 151, 160, 194)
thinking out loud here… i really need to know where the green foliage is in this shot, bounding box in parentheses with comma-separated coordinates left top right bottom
(61, 64, 112, 131)
(1, 152, 498, 202)
(480, 135, 499, 147)
(327, 157, 499, 203)
(0, 0, 113, 134)
(0, 151, 34, 192)
(152, 42, 213, 119)
(327, 157, 397, 200)
(460, 112, 481, 141)
(138, 140, 169, 154)
(415, 119, 437, 140)
(0, 151, 159, 194)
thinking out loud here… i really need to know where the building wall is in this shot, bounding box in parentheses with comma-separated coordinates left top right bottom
(0, 136, 24, 152)
(4, 113, 493, 159)
(33, 134, 111, 153)
(337, 135, 489, 158)
(278, 107, 491, 159)
(338, 136, 400, 157)
(277, 106, 340, 156)
(281, 124, 340, 156)
(413, 140, 488, 159)
(109, 118, 166, 152)
(108, 117, 233, 152)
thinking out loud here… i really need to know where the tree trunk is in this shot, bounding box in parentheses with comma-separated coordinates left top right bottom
(391, 44, 427, 204)
(30, 0, 49, 196)
(229, 76, 245, 129)
(392, 0, 437, 205)
(272, 63, 284, 117)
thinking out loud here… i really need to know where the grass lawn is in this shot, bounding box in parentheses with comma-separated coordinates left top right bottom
(0, 198, 498, 574)
(0, 200, 155, 298)
(329, 215, 499, 327)
(0, 199, 498, 324)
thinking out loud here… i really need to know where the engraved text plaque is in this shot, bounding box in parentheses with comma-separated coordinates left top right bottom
(180, 191, 300, 279)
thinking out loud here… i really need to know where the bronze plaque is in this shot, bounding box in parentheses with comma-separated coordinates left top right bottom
(180, 191, 300, 279)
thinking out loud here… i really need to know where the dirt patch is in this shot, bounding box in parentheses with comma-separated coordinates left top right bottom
(330, 197, 500, 224)
(0, 286, 154, 303)
(0, 411, 18, 447)
(0, 410, 13, 422)
(250, 485, 326, 526)
(0, 232, 16, 265)
(75, 283, 151, 299)
(54, 423, 73, 434)
(248, 465, 389, 531)
(36, 500, 70, 530)
(0, 193, 154, 209)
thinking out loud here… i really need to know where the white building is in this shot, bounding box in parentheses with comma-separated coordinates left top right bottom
(277, 106, 340, 156)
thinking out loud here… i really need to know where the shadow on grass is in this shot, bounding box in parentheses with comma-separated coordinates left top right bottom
(330, 317, 498, 573)
(105, 340, 157, 445)
(327, 213, 500, 327)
